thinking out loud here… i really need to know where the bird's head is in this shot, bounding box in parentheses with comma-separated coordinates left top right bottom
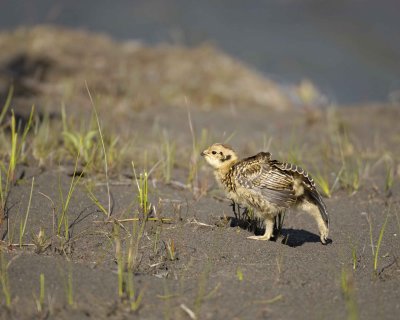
(201, 143, 238, 169)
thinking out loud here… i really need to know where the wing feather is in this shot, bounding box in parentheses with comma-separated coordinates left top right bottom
(234, 153, 296, 207)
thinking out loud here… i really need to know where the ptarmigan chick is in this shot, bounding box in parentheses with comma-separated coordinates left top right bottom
(201, 143, 329, 244)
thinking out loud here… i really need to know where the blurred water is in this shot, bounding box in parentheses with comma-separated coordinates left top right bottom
(1, 0, 399, 104)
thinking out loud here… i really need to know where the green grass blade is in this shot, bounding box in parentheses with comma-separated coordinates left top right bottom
(20, 177, 35, 247)
(39, 273, 45, 308)
(374, 208, 390, 272)
(85, 81, 111, 216)
(57, 155, 84, 234)
(8, 110, 18, 183)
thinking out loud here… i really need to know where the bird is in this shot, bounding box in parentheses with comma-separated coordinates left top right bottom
(201, 143, 329, 244)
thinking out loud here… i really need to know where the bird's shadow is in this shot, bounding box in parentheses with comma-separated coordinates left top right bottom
(279, 228, 330, 247)
(228, 217, 331, 247)
(227, 201, 332, 247)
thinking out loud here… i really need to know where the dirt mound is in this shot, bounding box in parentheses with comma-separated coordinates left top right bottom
(0, 25, 292, 114)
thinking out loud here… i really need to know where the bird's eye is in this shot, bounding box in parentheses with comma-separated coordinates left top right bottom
(219, 152, 223, 155)
(212, 151, 217, 155)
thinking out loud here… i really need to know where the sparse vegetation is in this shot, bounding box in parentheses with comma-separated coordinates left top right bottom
(0, 103, 34, 232)
(286, 131, 303, 165)
(127, 272, 144, 312)
(61, 121, 97, 167)
(374, 207, 390, 274)
(2, 106, 35, 184)
(19, 177, 34, 247)
(114, 223, 124, 298)
(32, 228, 51, 254)
(364, 212, 375, 258)
(0, 99, 396, 318)
(57, 156, 84, 237)
(113, 219, 145, 310)
(86, 82, 112, 216)
(236, 267, 244, 281)
(161, 132, 176, 183)
(0, 26, 397, 320)
(187, 109, 210, 192)
(133, 164, 151, 215)
(61, 105, 123, 176)
(351, 246, 358, 270)
(165, 239, 176, 261)
(362, 206, 391, 274)
(110, 165, 152, 310)
(32, 113, 58, 167)
(313, 171, 332, 198)
(338, 157, 363, 195)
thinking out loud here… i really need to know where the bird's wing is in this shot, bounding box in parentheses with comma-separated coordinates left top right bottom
(234, 154, 296, 208)
(270, 161, 329, 227)
(272, 161, 315, 188)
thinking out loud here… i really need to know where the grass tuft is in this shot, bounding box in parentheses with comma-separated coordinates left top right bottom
(187, 108, 209, 192)
(32, 113, 58, 167)
(127, 272, 144, 311)
(57, 155, 85, 237)
(374, 206, 390, 273)
(133, 163, 151, 215)
(1, 105, 34, 232)
(85, 82, 112, 216)
(113, 221, 145, 310)
(313, 172, 332, 198)
(236, 267, 243, 281)
(351, 246, 357, 271)
(32, 228, 51, 254)
(165, 239, 176, 261)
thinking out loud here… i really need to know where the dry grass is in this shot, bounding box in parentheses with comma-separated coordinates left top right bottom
(0, 26, 292, 114)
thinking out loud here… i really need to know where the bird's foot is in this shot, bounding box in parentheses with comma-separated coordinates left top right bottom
(247, 234, 271, 241)
(320, 234, 328, 245)
(320, 227, 329, 245)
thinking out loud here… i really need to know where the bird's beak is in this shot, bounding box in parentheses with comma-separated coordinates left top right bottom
(200, 150, 206, 157)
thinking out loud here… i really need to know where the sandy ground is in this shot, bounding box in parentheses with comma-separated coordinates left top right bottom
(0, 27, 399, 320)
(0, 104, 399, 320)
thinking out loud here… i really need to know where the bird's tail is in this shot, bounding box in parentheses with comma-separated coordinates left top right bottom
(307, 189, 329, 228)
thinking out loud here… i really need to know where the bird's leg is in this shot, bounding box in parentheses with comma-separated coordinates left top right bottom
(299, 201, 329, 244)
(238, 203, 244, 220)
(273, 211, 286, 238)
(247, 217, 274, 241)
(230, 200, 238, 219)
(241, 206, 247, 213)
(238, 204, 252, 221)
(230, 200, 245, 220)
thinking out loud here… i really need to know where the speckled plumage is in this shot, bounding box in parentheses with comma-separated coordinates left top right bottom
(201, 143, 329, 244)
